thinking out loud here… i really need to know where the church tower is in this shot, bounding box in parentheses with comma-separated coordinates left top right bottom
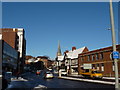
(56, 41, 62, 56)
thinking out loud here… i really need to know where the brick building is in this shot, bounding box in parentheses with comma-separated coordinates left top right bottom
(47, 60, 54, 69)
(0, 28, 26, 73)
(1, 28, 19, 50)
(36, 56, 49, 69)
(78, 45, 120, 77)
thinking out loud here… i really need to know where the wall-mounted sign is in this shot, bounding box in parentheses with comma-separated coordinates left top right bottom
(83, 64, 92, 69)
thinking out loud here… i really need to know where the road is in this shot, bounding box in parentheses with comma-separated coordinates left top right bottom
(7, 71, 115, 89)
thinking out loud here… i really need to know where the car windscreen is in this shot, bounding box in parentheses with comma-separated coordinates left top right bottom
(46, 72, 51, 74)
(93, 71, 101, 73)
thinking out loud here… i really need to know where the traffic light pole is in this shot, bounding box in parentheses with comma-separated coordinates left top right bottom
(109, 0, 119, 89)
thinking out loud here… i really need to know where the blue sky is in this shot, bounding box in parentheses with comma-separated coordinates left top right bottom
(2, 2, 118, 59)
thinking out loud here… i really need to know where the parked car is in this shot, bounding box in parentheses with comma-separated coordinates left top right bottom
(80, 69, 102, 79)
(44, 71, 54, 79)
(61, 71, 67, 76)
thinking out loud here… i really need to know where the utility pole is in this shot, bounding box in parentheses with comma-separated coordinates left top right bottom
(109, 0, 119, 89)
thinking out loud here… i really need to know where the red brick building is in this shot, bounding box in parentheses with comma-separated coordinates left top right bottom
(0, 28, 19, 50)
(78, 45, 120, 77)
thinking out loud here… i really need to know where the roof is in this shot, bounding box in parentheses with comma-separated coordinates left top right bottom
(66, 47, 86, 59)
(79, 44, 120, 56)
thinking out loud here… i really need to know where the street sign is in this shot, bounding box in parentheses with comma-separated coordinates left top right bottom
(83, 64, 92, 69)
(112, 51, 119, 59)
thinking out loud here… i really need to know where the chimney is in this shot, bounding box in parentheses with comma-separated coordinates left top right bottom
(72, 47, 76, 51)
(64, 50, 69, 54)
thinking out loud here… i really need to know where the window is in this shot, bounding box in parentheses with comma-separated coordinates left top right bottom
(97, 64, 99, 67)
(97, 64, 99, 70)
(92, 54, 95, 61)
(96, 53, 99, 60)
(112, 62, 115, 72)
(75, 59, 78, 64)
(80, 57, 82, 61)
(100, 52, 104, 60)
(88, 55, 90, 61)
(101, 63, 104, 71)
(92, 64, 95, 69)
(81, 56, 84, 61)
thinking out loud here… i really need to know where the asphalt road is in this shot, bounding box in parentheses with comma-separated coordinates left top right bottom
(20, 71, 115, 89)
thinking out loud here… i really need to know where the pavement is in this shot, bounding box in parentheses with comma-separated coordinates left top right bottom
(58, 74, 120, 86)
(68, 74, 120, 80)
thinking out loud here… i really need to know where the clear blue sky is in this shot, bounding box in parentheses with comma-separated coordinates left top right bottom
(2, 2, 118, 59)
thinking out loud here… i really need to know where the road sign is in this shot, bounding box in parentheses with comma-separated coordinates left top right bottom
(112, 51, 119, 59)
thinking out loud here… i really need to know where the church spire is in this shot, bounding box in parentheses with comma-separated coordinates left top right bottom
(57, 40, 62, 56)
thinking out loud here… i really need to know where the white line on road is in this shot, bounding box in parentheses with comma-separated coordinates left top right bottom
(34, 85, 47, 89)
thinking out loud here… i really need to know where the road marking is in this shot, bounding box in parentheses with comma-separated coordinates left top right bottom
(34, 85, 47, 89)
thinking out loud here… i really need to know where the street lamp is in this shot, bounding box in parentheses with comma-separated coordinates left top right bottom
(109, 0, 119, 89)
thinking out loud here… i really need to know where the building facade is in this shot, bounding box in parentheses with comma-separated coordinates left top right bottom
(0, 40, 19, 74)
(0, 28, 26, 73)
(78, 45, 120, 77)
(64, 46, 89, 74)
(1, 28, 19, 50)
(16, 28, 26, 73)
(36, 56, 49, 69)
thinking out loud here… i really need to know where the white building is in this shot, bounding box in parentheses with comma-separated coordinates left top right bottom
(13, 28, 25, 58)
(64, 46, 89, 74)
(14, 28, 26, 72)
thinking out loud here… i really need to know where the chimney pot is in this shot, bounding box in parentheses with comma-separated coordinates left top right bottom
(72, 47, 76, 51)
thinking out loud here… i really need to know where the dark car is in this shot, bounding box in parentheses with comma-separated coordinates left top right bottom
(36, 70, 41, 75)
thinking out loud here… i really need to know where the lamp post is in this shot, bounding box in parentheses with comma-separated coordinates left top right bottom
(109, 0, 119, 89)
